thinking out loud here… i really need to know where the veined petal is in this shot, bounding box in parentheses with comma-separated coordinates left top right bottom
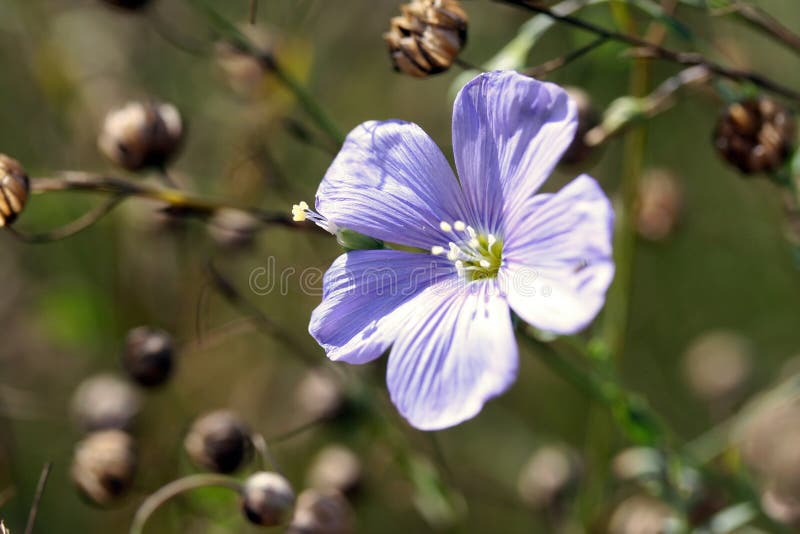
(387, 279, 518, 430)
(316, 120, 468, 249)
(452, 71, 577, 232)
(310, 249, 456, 364)
(501, 174, 614, 334)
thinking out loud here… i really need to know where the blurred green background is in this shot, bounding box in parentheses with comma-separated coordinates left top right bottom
(1, 0, 800, 532)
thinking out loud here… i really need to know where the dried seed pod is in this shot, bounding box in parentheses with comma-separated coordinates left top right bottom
(635, 169, 683, 242)
(307, 445, 362, 497)
(208, 208, 261, 250)
(184, 410, 253, 473)
(607, 495, 678, 534)
(713, 98, 795, 174)
(100, 0, 150, 9)
(122, 326, 175, 387)
(682, 330, 752, 405)
(295, 369, 345, 422)
(71, 430, 137, 506)
(71, 373, 142, 432)
(0, 155, 30, 228)
(98, 101, 183, 172)
(517, 445, 582, 512)
(241, 471, 296, 527)
(561, 87, 600, 165)
(384, 0, 468, 78)
(287, 489, 354, 534)
(611, 447, 664, 482)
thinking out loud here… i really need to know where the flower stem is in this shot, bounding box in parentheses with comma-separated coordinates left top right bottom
(129, 474, 243, 534)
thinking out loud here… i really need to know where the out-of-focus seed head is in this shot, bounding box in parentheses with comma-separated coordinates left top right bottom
(98, 101, 183, 172)
(561, 87, 600, 165)
(0, 155, 30, 228)
(713, 98, 795, 175)
(241, 471, 296, 527)
(208, 209, 261, 250)
(307, 445, 362, 497)
(762, 488, 800, 526)
(682, 330, 752, 404)
(517, 445, 582, 511)
(384, 0, 468, 78)
(100, 0, 151, 9)
(607, 495, 679, 534)
(0, 520, 8, 534)
(122, 326, 175, 387)
(635, 169, 683, 242)
(71, 430, 137, 506)
(71, 373, 142, 432)
(295, 369, 345, 422)
(611, 447, 664, 482)
(184, 410, 253, 473)
(287, 488, 354, 534)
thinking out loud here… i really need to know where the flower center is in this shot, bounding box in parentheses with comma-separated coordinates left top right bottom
(431, 220, 503, 282)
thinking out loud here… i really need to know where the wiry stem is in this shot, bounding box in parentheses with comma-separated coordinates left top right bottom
(24, 462, 52, 534)
(497, 0, 800, 102)
(129, 474, 242, 534)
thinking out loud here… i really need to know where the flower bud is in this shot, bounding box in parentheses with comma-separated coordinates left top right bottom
(287, 489, 354, 534)
(682, 330, 751, 405)
(0, 155, 30, 228)
(71, 374, 141, 432)
(241, 471, 296, 527)
(635, 169, 683, 242)
(517, 445, 582, 512)
(122, 326, 175, 387)
(208, 209, 261, 250)
(100, 0, 150, 9)
(384, 0, 468, 78)
(295, 369, 345, 422)
(307, 445, 362, 497)
(561, 87, 600, 165)
(713, 98, 795, 174)
(71, 430, 137, 506)
(98, 101, 183, 172)
(184, 410, 253, 473)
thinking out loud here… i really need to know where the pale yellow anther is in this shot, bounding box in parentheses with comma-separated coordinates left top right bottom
(431, 246, 445, 256)
(455, 260, 464, 270)
(453, 220, 466, 232)
(439, 221, 452, 232)
(291, 201, 309, 222)
(469, 238, 479, 248)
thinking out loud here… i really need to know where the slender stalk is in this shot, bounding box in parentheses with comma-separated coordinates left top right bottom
(129, 474, 242, 534)
(23, 462, 52, 534)
(496, 0, 800, 102)
(708, 1, 800, 54)
(9, 196, 125, 244)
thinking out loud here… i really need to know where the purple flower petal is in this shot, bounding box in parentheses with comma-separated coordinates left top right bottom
(500, 174, 614, 334)
(452, 71, 577, 232)
(316, 120, 469, 249)
(387, 279, 518, 430)
(310, 249, 456, 364)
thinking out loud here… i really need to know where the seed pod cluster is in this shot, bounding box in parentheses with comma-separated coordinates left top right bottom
(384, 0, 468, 78)
(713, 98, 795, 174)
(98, 101, 183, 172)
(71, 430, 137, 506)
(184, 410, 254, 473)
(122, 326, 175, 387)
(0, 155, 30, 228)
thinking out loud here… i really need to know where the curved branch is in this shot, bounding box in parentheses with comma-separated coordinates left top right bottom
(9, 195, 125, 244)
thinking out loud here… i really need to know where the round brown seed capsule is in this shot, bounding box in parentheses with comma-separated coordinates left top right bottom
(101, 0, 150, 8)
(98, 101, 183, 172)
(71, 373, 142, 432)
(287, 488, 354, 534)
(184, 410, 253, 473)
(713, 98, 795, 175)
(384, 0, 468, 78)
(208, 209, 261, 250)
(122, 326, 175, 387)
(241, 472, 296, 527)
(71, 430, 137, 506)
(517, 445, 582, 512)
(635, 169, 683, 242)
(0, 155, 30, 228)
(307, 445, 362, 497)
(561, 87, 600, 165)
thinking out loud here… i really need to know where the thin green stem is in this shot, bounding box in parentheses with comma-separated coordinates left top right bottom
(129, 474, 242, 534)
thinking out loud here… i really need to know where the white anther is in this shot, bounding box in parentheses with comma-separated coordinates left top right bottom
(468, 238, 479, 248)
(431, 246, 445, 256)
(453, 220, 466, 232)
(487, 234, 497, 247)
(439, 221, 452, 232)
(479, 259, 491, 268)
(466, 226, 477, 239)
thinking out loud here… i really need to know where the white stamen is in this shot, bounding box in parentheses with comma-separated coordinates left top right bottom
(466, 226, 477, 239)
(447, 242, 461, 261)
(431, 246, 445, 256)
(439, 221, 452, 232)
(469, 238, 479, 248)
(487, 234, 497, 247)
(453, 220, 466, 232)
(479, 259, 491, 268)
